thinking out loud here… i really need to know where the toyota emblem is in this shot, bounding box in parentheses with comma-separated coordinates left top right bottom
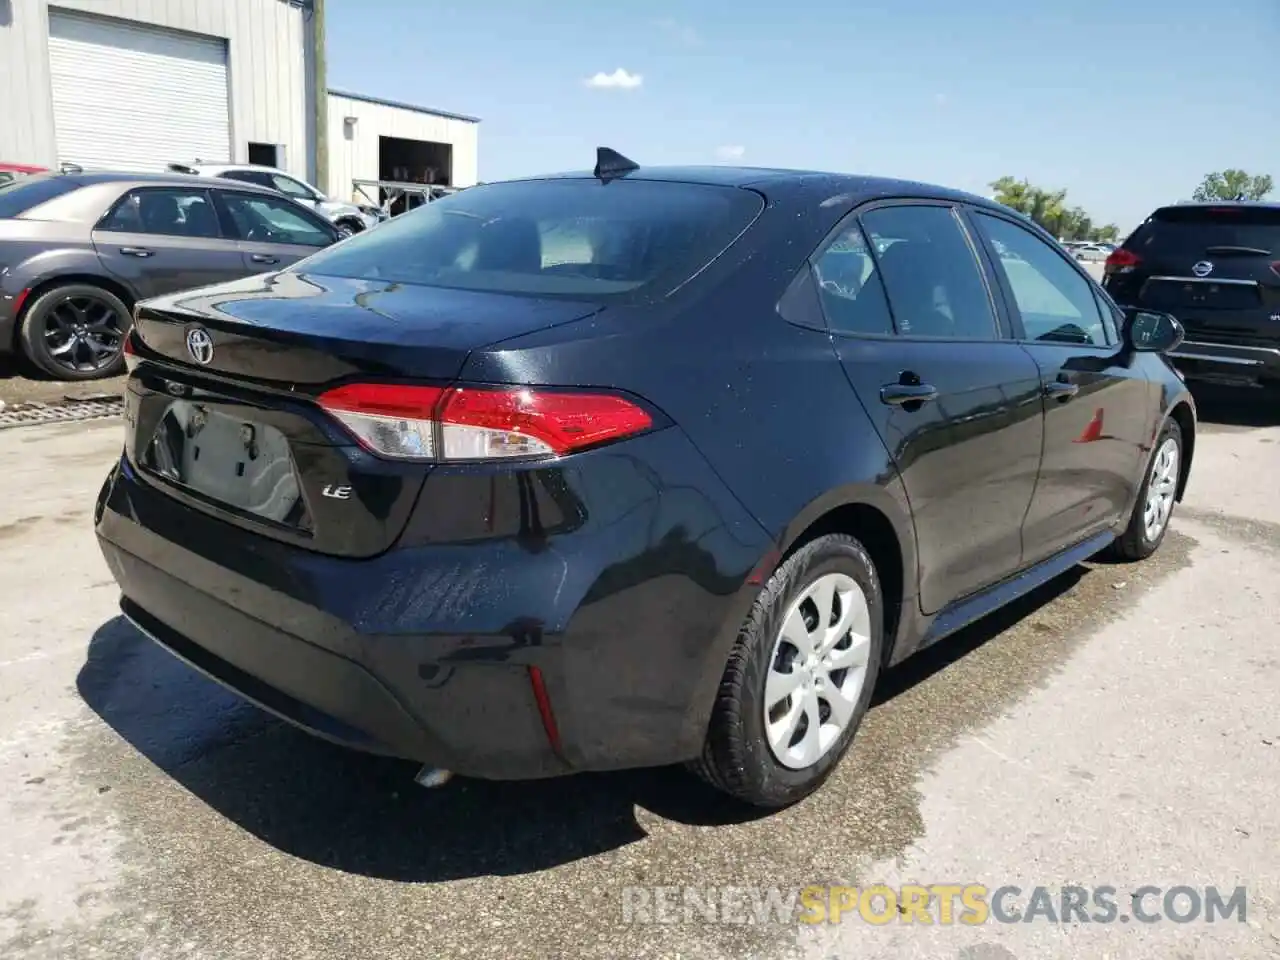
(186, 327, 214, 365)
(1191, 260, 1214, 278)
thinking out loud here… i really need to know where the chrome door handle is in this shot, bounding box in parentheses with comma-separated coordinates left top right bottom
(880, 382, 938, 406)
(1043, 379, 1079, 401)
(250, 254, 279, 264)
(119, 246, 153, 257)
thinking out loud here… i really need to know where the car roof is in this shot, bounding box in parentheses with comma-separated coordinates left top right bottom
(49, 170, 283, 195)
(506, 164, 1013, 215)
(1153, 199, 1280, 215)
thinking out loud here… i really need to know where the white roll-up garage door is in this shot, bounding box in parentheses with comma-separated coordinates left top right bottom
(47, 11, 230, 172)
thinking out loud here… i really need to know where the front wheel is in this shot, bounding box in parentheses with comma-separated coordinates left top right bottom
(1110, 417, 1183, 561)
(690, 533, 885, 808)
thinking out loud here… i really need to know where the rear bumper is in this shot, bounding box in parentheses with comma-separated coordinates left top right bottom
(1167, 339, 1280, 387)
(94, 428, 773, 779)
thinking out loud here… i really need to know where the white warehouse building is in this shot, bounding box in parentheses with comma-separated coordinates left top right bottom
(0, 0, 479, 198)
(328, 90, 480, 206)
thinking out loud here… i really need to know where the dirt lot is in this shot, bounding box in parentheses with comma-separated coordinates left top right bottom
(0, 357, 126, 409)
(0, 389, 1277, 960)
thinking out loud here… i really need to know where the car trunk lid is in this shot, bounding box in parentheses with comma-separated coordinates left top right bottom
(124, 271, 602, 558)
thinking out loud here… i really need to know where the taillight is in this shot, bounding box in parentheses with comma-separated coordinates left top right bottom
(122, 330, 139, 372)
(1104, 248, 1141, 276)
(317, 382, 654, 461)
(1270, 260, 1280, 279)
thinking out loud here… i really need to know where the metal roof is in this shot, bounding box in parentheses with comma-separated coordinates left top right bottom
(327, 89, 481, 125)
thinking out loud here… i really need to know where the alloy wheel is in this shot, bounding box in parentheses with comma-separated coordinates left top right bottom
(764, 572, 873, 770)
(41, 294, 126, 375)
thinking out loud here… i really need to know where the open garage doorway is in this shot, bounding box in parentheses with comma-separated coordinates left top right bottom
(379, 136, 453, 215)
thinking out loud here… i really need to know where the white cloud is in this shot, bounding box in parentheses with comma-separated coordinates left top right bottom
(654, 18, 701, 46)
(585, 68, 643, 90)
(715, 145, 745, 162)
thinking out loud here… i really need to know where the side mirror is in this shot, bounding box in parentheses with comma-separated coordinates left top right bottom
(1123, 308, 1184, 353)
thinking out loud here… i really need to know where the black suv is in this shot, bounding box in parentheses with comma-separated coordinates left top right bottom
(1103, 202, 1280, 391)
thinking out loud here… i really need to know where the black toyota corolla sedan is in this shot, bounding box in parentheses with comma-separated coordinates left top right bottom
(95, 150, 1196, 808)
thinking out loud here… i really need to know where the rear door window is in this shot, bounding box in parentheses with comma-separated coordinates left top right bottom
(99, 187, 223, 239)
(859, 204, 999, 339)
(811, 220, 894, 336)
(295, 177, 765, 301)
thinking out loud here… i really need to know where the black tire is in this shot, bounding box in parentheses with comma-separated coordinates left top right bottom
(690, 533, 885, 808)
(18, 282, 130, 381)
(1109, 417, 1183, 561)
(335, 219, 364, 237)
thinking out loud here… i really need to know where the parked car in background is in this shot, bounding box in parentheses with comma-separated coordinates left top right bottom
(0, 162, 48, 186)
(1071, 243, 1111, 263)
(97, 153, 1195, 808)
(0, 170, 341, 380)
(168, 161, 383, 237)
(1103, 201, 1280, 393)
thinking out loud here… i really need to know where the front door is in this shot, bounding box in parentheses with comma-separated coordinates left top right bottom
(93, 187, 246, 299)
(966, 209, 1153, 564)
(815, 202, 1045, 614)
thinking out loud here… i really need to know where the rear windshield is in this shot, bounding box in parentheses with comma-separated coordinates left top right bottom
(0, 174, 81, 218)
(1126, 205, 1280, 258)
(294, 177, 765, 300)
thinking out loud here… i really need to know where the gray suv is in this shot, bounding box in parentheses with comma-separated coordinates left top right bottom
(168, 162, 382, 237)
(0, 170, 340, 380)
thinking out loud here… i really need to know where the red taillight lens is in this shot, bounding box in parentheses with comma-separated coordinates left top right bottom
(1270, 260, 1280, 279)
(121, 331, 139, 372)
(317, 382, 654, 462)
(1104, 248, 1141, 275)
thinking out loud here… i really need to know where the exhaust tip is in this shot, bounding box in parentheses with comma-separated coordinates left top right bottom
(414, 766, 453, 789)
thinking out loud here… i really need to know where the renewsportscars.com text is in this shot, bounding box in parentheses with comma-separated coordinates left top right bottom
(620, 884, 1248, 926)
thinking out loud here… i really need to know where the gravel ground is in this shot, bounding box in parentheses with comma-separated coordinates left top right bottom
(0, 389, 1276, 960)
(0, 357, 126, 409)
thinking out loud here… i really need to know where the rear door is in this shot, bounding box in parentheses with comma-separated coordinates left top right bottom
(213, 189, 339, 273)
(93, 186, 246, 298)
(1103, 204, 1280, 347)
(818, 202, 1045, 614)
(968, 209, 1153, 564)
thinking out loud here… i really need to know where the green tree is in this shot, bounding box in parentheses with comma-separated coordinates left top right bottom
(989, 177, 1119, 243)
(1191, 169, 1274, 202)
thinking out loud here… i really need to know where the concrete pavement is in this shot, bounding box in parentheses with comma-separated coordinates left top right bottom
(0, 395, 1277, 960)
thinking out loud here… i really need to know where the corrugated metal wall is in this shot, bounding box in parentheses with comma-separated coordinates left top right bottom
(327, 92, 479, 203)
(0, 0, 313, 179)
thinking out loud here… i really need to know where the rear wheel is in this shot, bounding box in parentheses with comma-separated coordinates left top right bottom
(1110, 417, 1182, 561)
(691, 533, 885, 807)
(18, 282, 130, 381)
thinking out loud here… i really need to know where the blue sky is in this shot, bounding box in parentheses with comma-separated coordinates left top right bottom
(328, 0, 1278, 235)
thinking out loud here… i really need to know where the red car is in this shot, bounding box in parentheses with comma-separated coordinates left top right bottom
(0, 162, 49, 185)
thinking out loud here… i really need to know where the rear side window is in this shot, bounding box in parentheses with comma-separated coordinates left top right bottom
(295, 178, 765, 301)
(811, 221, 894, 336)
(860, 204, 998, 339)
(0, 175, 82, 218)
(1127, 205, 1280, 259)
